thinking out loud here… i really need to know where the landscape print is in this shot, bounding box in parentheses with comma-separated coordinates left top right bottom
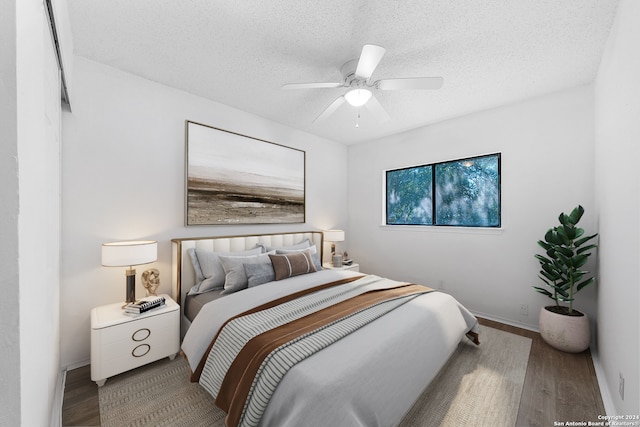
(186, 121, 305, 225)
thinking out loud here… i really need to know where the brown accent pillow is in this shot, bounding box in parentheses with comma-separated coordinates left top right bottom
(269, 250, 317, 281)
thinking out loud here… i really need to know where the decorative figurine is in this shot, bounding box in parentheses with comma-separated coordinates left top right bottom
(141, 268, 160, 296)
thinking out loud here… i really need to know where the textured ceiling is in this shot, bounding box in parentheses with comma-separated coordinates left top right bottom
(67, 0, 619, 145)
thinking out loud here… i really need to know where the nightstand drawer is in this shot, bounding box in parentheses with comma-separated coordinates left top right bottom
(98, 311, 180, 366)
(97, 310, 177, 346)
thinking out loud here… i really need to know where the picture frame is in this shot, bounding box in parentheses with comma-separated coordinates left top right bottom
(185, 121, 305, 225)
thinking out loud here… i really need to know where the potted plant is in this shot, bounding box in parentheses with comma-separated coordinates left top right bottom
(533, 205, 598, 353)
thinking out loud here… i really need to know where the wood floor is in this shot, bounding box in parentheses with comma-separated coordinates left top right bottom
(61, 317, 605, 426)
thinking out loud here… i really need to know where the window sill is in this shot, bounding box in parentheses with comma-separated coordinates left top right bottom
(379, 224, 505, 235)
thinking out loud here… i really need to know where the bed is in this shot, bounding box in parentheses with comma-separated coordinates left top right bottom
(172, 231, 479, 427)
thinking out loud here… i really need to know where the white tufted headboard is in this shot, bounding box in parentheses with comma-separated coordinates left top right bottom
(171, 231, 324, 308)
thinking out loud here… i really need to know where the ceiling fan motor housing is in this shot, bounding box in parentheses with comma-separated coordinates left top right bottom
(341, 58, 371, 88)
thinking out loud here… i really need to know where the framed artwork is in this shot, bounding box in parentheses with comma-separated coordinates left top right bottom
(185, 121, 305, 225)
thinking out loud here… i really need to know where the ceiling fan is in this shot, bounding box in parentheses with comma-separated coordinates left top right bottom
(282, 44, 444, 124)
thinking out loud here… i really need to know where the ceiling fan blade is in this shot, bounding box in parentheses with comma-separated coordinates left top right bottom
(364, 95, 390, 123)
(313, 96, 345, 123)
(282, 82, 343, 90)
(376, 77, 444, 90)
(355, 44, 386, 81)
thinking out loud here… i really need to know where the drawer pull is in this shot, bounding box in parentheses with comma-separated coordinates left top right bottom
(132, 344, 150, 358)
(132, 328, 151, 342)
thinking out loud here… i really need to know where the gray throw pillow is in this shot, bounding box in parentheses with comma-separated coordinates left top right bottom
(219, 251, 275, 295)
(244, 262, 276, 288)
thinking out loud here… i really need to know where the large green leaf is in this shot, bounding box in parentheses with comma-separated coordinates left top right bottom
(537, 276, 553, 286)
(576, 277, 595, 291)
(568, 205, 584, 225)
(562, 224, 577, 240)
(558, 212, 568, 225)
(540, 262, 559, 274)
(540, 258, 558, 270)
(544, 229, 558, 244)
(572, 271, 585, 282)
(533, 287, 554, 298)
(534, 254, 552, 264)
(573, 254, 589, 269)
(540, 270, 559, 282)
(577, 244, 597, 255)
(556, 251, 571, 266)
(538, 240, 552, 251)
(556, 227, 571, 246)
(556, 246, 574, 258)
(575, 233, 598, 248)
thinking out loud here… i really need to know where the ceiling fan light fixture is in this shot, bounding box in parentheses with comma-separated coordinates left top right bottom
(345, 88, 372, 107)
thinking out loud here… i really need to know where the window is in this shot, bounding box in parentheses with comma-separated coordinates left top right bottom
(386, 153, 501, 227)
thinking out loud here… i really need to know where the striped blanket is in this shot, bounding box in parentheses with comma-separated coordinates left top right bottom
(197, 275, 433, 427)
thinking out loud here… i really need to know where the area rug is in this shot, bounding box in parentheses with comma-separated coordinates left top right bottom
(398, 325, 532, 427)
(99, 325, 531, 427)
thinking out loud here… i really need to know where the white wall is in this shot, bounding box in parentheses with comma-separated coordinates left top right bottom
(17, 2, 63, 426)
(0, 0, 65, 426)
(0, 0, 21, 424)
(348, 85, 596, 331)
(594, 0, 640, 416)
(61, 57, 348, 367)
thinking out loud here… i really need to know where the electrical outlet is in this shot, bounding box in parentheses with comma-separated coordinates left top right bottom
(619, 372, 625, 400)
(519, 304, 529, 316)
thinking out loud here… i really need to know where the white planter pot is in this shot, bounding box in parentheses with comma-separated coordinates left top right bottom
(539, 306, 590, 353)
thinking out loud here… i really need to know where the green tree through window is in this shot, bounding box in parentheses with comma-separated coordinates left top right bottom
(386, 165, 432, 224)
(386, 154, 501, 227)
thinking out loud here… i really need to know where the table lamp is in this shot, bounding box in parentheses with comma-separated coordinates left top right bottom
(324, 230, 345, 267)
(323, 229, 345, 256)
(102, 240, 158, 306)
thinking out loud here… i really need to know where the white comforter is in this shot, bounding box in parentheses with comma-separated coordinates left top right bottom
(181, 270, 479, 427)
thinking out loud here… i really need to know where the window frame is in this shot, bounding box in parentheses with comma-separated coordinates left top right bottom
(384, 153, 501, 228)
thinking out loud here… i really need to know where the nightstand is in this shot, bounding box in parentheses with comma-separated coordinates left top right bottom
(90, 294, 180, 386)
(323, 262, 360, 272)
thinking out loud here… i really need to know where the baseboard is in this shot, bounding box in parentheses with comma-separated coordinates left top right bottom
(590, 349, 617, 416)
(472, 310, 539, 333)
(50, 368, 66, 427)
(66, 359, 90, 371)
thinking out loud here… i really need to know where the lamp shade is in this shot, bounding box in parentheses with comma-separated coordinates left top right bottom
(323, 230, 345, 242)
(102, 240, 157, 267)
